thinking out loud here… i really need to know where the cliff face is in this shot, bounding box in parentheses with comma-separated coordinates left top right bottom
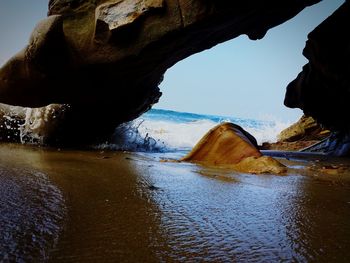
(0, 0, 323, 144)
(284, 1, 350, 132)
(283, 1, 350, 155)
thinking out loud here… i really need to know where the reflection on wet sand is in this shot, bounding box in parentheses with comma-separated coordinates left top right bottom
(282, 175, 350, 262)
(0, 144, 167, 262)
(0, 164, 65, 262)
(0, 143, 350, 262)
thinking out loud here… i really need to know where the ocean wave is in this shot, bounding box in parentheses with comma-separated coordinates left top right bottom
(1, 104, 292, 151)
(100, 110, 292, 152)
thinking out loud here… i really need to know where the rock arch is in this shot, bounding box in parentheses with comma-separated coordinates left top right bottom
(1, 0, 349, 145)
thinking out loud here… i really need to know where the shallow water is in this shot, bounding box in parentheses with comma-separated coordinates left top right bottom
(1, 143, 350, 262)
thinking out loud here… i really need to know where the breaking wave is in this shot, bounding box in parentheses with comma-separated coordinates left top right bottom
(1, 104, 293, 151)
(98, 109, 294, 152)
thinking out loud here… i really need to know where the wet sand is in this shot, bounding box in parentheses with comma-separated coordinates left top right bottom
(1, 143, 350, 262)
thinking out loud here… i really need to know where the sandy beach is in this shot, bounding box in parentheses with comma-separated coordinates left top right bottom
(1, 143, 350, 262)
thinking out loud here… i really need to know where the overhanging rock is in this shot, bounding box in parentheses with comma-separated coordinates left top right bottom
(0, 0, 321, 144)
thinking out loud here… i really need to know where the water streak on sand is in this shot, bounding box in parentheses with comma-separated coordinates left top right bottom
(0, 163, 66, 262)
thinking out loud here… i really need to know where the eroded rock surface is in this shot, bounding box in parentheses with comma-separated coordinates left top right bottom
(284, 1, 350, 155)
(181, 123, 286, 174)
(284, 1, 350, 131)
(261, 115, 330, 152)
(181, 122, 262, 165)
(233, 156, 287, 174)
(278, 115, 330, 142)
(0, 0, 320, 144)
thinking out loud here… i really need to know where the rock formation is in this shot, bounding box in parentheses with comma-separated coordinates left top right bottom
(277, 115, 330, 142)
(260, 115, 331, 151)
(232, 156, 287, 174)
(0, 0, 320, 144)
(284, 1, 350, 155)
(181, 123, 286, 174)
(181, 122, 262, 164)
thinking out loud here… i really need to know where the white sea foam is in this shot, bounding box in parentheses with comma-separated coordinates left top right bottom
(137, 119, 218, 149)
(139, 119, 292, 147)
(244, 120, 293, 145)
(105, 115, 293, 152)
(1, 103, 293, 151)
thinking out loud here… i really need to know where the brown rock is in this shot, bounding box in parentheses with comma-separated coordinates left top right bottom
(261, 115, 331, 152)
(260, 140, 320, 151)
(277, 115, 330, 142)
(97, 0, 164, 31)
(232, 156, 287, 174)
(181, 123, 286, 174)
(181, 122, 262, 165)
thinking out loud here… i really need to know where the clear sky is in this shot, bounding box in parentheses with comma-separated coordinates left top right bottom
(0, 0, 345, 122)
(158, 0, 344, 122)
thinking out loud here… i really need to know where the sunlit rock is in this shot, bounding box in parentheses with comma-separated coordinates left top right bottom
(278, 115, 330, 142)
(97, 0, 164, 31)
(232, 156, 287, 174)
(181, 123, 286, 174)
(181, 122, 261, 164)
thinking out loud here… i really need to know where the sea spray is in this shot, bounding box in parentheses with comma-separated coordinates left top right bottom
(244, 121, 293, 145)
(99, 109, 293, 152)
(19, 104, 70, 145)
(0, 103, 25, 142)
(1, 105, 293, 150)
(96, 120, 166, 152)
(1, 103, 72, 145)
(136, 118, 218, 150)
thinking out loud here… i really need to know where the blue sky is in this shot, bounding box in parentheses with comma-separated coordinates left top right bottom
(0, 0, 345, 122)
(157, 0, 345, 121)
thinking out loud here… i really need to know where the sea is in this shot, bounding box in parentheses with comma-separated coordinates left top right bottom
(101, 108, 293, 154)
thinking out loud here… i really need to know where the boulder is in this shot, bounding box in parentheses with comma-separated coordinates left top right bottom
(232, 156, 287, 174)
(261, 115, 330, 152)
(0, 0, 320, 144)
(181, 123, 286, 174)
(278, 115, 330, 142)
(260, 140, 320, 152)
(181, 122, 262, 165)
